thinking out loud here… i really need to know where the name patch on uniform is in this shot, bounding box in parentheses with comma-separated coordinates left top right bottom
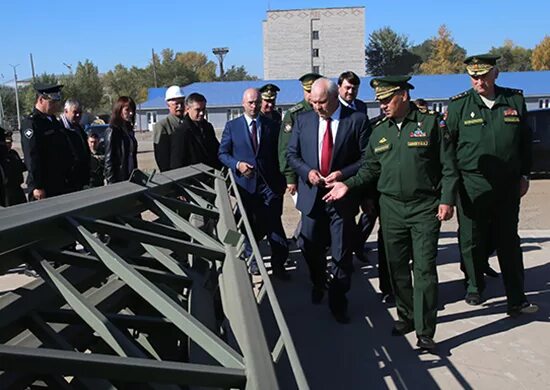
(463, 118, 484, 126)
(504, 117, 520, 123)
(407, 140, 429, 147)
(24, 128, 34, 139)
(374, 144, 391, 153)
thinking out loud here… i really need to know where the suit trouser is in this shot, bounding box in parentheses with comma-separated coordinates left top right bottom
(299, 196, 355, 312)
(379, 195, 440, 338)
(240, 189, 289, 268)
(458, 175, 526, 307)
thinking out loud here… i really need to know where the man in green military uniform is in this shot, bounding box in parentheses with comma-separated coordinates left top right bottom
(278, 72, 322, 195)
(323, 76, 458, 349)
(446, 54, 538, 316)
(259, 83, 282, 127)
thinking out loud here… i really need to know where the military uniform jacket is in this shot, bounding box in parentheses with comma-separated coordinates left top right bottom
(446, 86, 532, 183)
(345, 105, 458, 205)
(21, 108, 75, 196)
(278, 99, 312, 184)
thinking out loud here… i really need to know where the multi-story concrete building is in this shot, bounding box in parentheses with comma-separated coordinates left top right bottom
(263, 6, 365, 79)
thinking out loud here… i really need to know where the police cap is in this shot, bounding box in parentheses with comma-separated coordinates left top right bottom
(35, 84, 64, 101)
(370, 76, 414, 100)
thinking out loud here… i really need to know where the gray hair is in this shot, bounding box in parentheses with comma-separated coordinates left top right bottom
(64, 99, 81, 111)
(312, 77, 338, 96)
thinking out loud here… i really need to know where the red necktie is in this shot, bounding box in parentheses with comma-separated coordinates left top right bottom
(320, 117, 333, 177)
(250, 120, 258, 153)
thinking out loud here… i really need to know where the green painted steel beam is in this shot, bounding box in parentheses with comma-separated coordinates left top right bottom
(68, 218, 245, 369)
(0, 345, 247, 387)
(148, 193, 220, 220)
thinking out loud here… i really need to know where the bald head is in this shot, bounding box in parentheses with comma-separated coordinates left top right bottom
(242, 88, 261, 118)
(310, 78, 339, 119)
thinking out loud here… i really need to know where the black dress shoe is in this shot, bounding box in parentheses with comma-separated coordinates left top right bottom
(331, 311, 350, 324)
(272, 266, 291, 281)
(465, 292, 483, 306)
(507, 301, 539, 318)
(416, 335, 436, 350)
(484, 266, 499, 278)
(391, 320, 414, 336)
(311, 288, 324, 304)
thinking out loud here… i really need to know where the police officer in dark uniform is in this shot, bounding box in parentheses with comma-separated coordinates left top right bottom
(278, 73, 322, 196)
(20, 84, 75, 200)
(259, 83, 282, 127)
(446, 54, 538, 316)
(324, 76, 458, 349)
(0, 130, 27, 206)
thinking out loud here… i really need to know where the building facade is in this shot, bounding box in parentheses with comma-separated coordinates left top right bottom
(263, 7, 365, 79)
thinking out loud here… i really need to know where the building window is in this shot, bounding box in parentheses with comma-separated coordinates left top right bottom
(146, 112, 157, 124)
(312, 30, 319, 40)
(432, 102, 443, 113)
(539, 98, 550, 109)
(312, 48, 319, 58)
(227, 108, 242, 120)
(312, 66, 320, 74)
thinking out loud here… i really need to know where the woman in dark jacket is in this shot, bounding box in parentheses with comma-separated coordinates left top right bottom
(104, 96, 138, 184)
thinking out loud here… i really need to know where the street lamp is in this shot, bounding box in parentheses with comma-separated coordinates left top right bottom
(212, 47, 229, 80)
(9, 64, 21, 131)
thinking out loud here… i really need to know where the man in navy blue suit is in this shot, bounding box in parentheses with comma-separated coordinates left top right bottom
(287, 78, 371, 323)
(219, 88, 289, 280)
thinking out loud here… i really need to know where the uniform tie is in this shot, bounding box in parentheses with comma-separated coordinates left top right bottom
(320, 117, 333, 177)
(250, 119, 258, 153)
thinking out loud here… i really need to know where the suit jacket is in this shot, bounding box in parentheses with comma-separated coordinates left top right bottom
(287, 105, 371, 217)
(219, 115, 286, 195)
(354, 99, 368, 115)
(170, 115, 222, 170)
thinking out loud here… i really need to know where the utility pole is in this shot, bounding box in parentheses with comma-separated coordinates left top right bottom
(9, 64, 21, 131)
(30, 53, 36, 82)
(151, 48, 158, 88)
(212, 47, 229, 80)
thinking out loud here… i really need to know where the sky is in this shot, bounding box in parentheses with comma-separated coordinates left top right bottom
(1, 0, 548, 86)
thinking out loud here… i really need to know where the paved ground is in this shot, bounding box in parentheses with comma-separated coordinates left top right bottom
(3, 134, 550, 389)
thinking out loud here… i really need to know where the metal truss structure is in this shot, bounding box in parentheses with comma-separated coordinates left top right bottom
(0, 165, 308, 389)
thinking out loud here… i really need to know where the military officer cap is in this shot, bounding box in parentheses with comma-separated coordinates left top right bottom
(35, 84, 64, 101)
(299, 72, 323, 92)
(464, 54, 500, 76)
(259, 83, 280, 101)
(370, 75, 414, 100)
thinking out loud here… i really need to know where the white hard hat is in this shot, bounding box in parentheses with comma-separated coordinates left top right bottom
(165, 85, 185, 101)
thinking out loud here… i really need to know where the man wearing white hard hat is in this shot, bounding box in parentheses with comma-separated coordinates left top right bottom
(153, 85, 185, 171)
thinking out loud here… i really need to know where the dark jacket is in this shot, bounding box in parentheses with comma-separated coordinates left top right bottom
(170, 115, 222, 170)
(61, 115, 91, 191)
(104, 123, 138, 184)
(20, 108, 74, 197)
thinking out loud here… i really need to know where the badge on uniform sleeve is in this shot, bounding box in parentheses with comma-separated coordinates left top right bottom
(24, 128, 34, 139)
(284, 123, 292, 133)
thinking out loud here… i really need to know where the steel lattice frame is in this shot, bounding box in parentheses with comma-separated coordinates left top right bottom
(0, 165, 309, 389)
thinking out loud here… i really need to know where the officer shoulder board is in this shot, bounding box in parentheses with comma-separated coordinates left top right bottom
(504, 87, 524, 95)
(450, 91, 469, 101)
(288, 102, 304, 113)
(373, 116, 389, 128)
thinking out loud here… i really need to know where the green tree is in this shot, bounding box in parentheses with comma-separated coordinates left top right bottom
(102, 64, 149, 103)
(62, 60, 104, 110)
(420, 25, 465, 74)
(365, 27, 420, 76)
(222, 65, 258, 81)
(175, 51, 217, 81)
(532, 36, 550, 70)
(489, 40, 532, 72)
(0, 85, 17, 130)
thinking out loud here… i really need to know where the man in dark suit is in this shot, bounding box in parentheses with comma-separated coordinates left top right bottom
(287, 78, 371, 323)
(337, 71, 367, 114)
(219, 88, 289, 279)
(170, 93, 221, 170)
